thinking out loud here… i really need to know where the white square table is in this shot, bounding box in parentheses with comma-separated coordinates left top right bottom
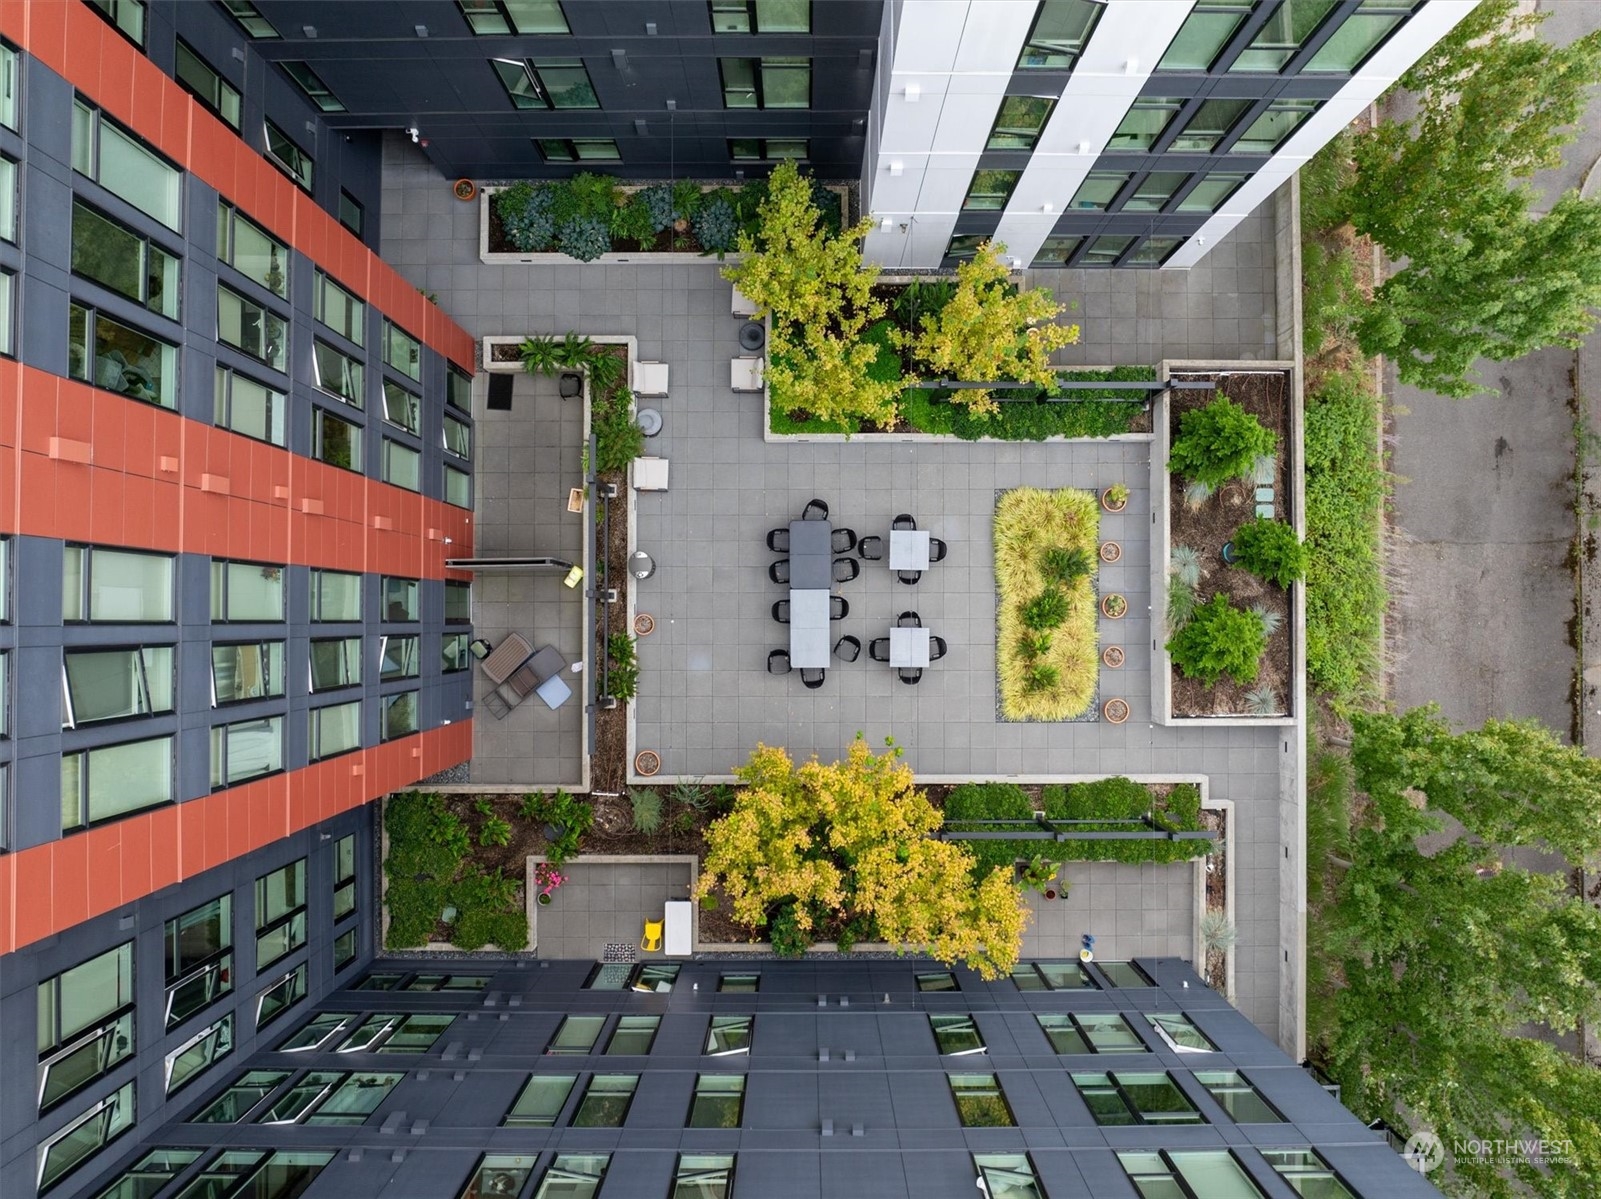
(535, 674, 573, 710)
(788, 589, 831, 668)
(889, 529, 931, 570)
(889, 627, 931, 668)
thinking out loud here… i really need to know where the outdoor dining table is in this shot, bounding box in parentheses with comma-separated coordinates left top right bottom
(789, 519, 833, 589)
(789, 589, 831, 668)
(889, 529, 931, 571)
(890, 627, 931, 668)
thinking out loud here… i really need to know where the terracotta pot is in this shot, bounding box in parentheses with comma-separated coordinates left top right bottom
(1103, 698, 1130, 724)
(1101, 594, 1128, 620)
(635, 749, 661, 777)
(1102, 645, 1125, 669)
(453, 178, 477, 201)
(1100, 541, 1122, 564)
(634, 613, 655, 636)
(1100, 488, 1128, 513)
(1043, 888, 1058, 901)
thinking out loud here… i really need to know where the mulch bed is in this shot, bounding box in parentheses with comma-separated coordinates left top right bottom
(1168, 371, 1294, 717)
(1200, 807, 1227, 992)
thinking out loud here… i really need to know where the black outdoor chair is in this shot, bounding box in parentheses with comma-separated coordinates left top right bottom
(868, 638, 890, 662)
(892, 513, 916, 531)
(898, 610, 922, 628)
(832, 557, 860, 584)
(829, 595, 849, 620)
(559, 372, 583, 400)
(929, 537, 948, 563)
(767, 649, 792, 675)
(772, 599, 790, 624)
(896, 569, 923, 587)
(898, 667, 923, 686)
(831, 527, 857, 555)
(767, 527, 790, 553)
(802, 498, 829, 521)
(800, 667, 826, 690)
(769, 559, 791, 585)
(929, 636, 948, 662)
(834, 635, 861, 663)
(857, 536, 884, 561)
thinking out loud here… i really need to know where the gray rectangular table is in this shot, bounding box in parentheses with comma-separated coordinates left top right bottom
(889, 627, 930, 668)
(889, 529, 930, 571)
(789, 588, 830, 668)
(789, 519, 833, 590)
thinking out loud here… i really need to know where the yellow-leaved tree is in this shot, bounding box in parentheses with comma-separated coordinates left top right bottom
(696, 737, 1030, 978)
(904, 241, 1081, 417)
(765, 326, 902, 429)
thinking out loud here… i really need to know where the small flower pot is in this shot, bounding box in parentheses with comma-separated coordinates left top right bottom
(1103, 698, 1130, 724)
(1043, 888, 1058, 901)
(1100, 540, 1122, 564)
(635, 749, 661, 777)
(634, 613, 655, 636)
(537, 892, 552, 906)
(1101, 594, 1128, 620)
(1102, 645, 1125, 669)
(1100, 488, 1128, 513)
(453, 178, 477, 201)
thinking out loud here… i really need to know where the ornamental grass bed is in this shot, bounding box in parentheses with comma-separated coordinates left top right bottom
(994, 488, 1100, 721)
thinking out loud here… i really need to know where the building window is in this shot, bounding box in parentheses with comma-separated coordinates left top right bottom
(442, 464, 470, 507)
(728, 137, 808, 161)
(547, 1016, 606, 1055)
(334, 833, 357, 920)
(280, 61, 344, 112)
(950, 1074, 1014, 1126)
(211, 715, 284, 787)
(1119, 1151, 1266, 1197)
(1099, 960, 1155, 987)
(0, 156, 14, 243)
(176, 39, 241, 128)
(164, 895, 233, 1029)
(443, 631, 473, 671)
(706, 1016, 752, 1056)
(355, 971, 490, 992)
(446, 581, 472, 623)
(1012, 960, 1097, 990)
(1159, 0, 1255, 71)
(36, 942, 135, 1114)
(382, 320, 422, 380)
(443, 412, 472, 459)
(1146, 1013, 1218, 1052)
(1037, 1012, 1148, 1053)
(313, 270, 364, 344)
(333, 927, 358, 972)
(61, 735, 173, 830)
(71, 199, 180, 319)
(214, 368, 286, 446)
(0, 42, 17, 129)
(255, 859, 306, 970)
(1068, 171, 1130, 211)
(1231, 0, 1341, 72)
(1308, 1, 1419, 72)
(380, 634, 420, 681)
(711, 0, 810, 33)
(62, 646, 174, 726)
(719, 972, 759, 992)
(1130, 236, 1184, 266)
(1231, 98, 1322, 154)
(221, 0, 279, 37)
(313, 340, 364, 406)
(1179, 171, 1248, 213)
(0, 270, 12, 356)
(505, 1075, 576, 1127)
(987, 96, 1055, 150)
(930, 1015, 985, 1056)
(309, 700, 362, 760)
(491, 58, 599, 109)
(674, 1155, 735, 1197)
(311, 570, 362, 621)
(382, 381, 420, 434)
(72, 101, 182, 230)
(573, 1074, 637, 1127)
(211, 560, 284, 621)
(1017, 0, 1105, 70)
(720, 57, 810, 108)
(381, 691, 419, 741)
(263, 119, 314, 192)
(218, 285, 287, 371)
(1169, 98, 1252, 152)
(915, 970, 957, 992)
(87, 0, 145, 48)
(218, 204, 288, 298)
(384, 576, 420, 621)
(68, 302, 177, 407)
(63, 546, 172, 622)
(603, 1016, 660, 1056)
(382, 439, 420, 492)
(190, 1070, 287, 1120)
(278, 1011, 354, 1052)
(1125, 171, 1189, 212)
(687, 1074, 745, 1128)
(461, 1155, 539, 1199)
(256, 1071, 402, 1124)
(584, 961, 679, 991)
(165, 1013, 234, 1096)
(330, 192, 361, 239)
(1261, 1149, 1356, 1198)
(974, 1155, 1044, 1199)
(1108, 95, 1183, 152)
(1195, 1070, 1285, 1122)
(963, 169, 1021, 211)
(313, 408, 364, 472)
(311, 638, 362, 691)
(447, 365, 473, 412)
(536, 138, 621, 162)
(528, 1155, 608, 1199)
(1031, 235, 1082, 268)
(255, 965, 308, 1029)
(1082, 234, 1134, 266)
(1073, 1071, 1203, 1125)
(459, 0, 569, 35)
(37, 1081, 135, 1194)
(945, 234, 986, 263)
(91, 1150, 204, 1199)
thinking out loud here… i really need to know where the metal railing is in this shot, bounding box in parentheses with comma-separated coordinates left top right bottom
(583, 433, 615, 728)
(935, 815, 1215, 844)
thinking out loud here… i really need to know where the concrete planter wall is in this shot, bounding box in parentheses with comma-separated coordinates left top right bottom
(1150, 359, 1301, 728)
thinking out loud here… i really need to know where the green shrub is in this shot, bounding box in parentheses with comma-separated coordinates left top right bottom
(478, 817, 512, 847)
(1167, 575, 1198, 632)
(1024, 662, 1060, 692)
(552, 172, 620, 225)
(1020, 587, 1069, 631)
(451, 867, 527, 951)
(944, 782, 1034, 879)
(1166, 594, 1266, 686)
(1017, 631, 1052, 659)
(1232, 516, 1309, 588)
(694, 197, 740, 255)
(671, 180, 705, 224)
(835, 915, 874, 954)
(555, 214, 612, 262)
(607, 632, 640, 701)
(593, 391, 645, 473)
(669, 780, 709, 810)
(384, 792, 530, 950)
(1041, 546, 1092, 587)
(638, 183, 678, 232)
(1169, 395, 1276, 488)
(610, 194, 656, 244)
(892, 279, 956, 328)
(1050, 776, 1152, 822)
(518, 793, 545, 821)
(630, 788, 662, 834)
(1170, 545, 1202, 588)
(768, 902, 810, 957)
(497, 182, 555, 251)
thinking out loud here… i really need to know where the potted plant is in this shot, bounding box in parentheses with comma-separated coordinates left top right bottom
(1100, 541, 1122, 564)
(454, 179, 478, 201)
(1101, 593, 1128, 619)
(1102, 645, 1125, 669)
(1103, 697, 1130, 724)
(534, 862, 567, 906)
(1017, 856, 1058, 894)
(1100, 483, 1129, 513)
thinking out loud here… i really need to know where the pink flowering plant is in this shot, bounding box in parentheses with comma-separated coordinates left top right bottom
(534, 863, 568, 896)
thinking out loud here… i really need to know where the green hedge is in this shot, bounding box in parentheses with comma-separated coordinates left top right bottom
(943, 778, 1206, 878)
(384, 791, 528, 951)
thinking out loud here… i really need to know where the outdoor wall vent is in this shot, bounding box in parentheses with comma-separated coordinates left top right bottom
(645, 21, 658, 34)
(611, 49, 628, 70)
(414, 24, 429, 37)
(1041, 203, 1054, 214)
(665, 99, 677, 111)
(634, 120, 648, 136)
(879, 217, 893, 232)
(301, 24, 317, 37)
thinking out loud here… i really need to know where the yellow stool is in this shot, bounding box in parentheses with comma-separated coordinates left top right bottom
(641, 918, 663, 953)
